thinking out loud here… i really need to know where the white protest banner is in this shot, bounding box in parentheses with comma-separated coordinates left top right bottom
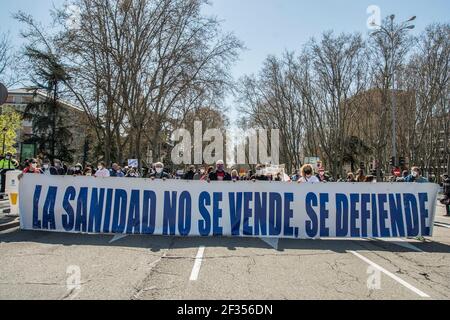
(128, 159, 138, 168)
(19, 174, 439, 239)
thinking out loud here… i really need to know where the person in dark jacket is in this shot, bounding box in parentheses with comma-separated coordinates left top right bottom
(53, 159, 66, 175)
(183, 165, 196, 180)
(41, 159, 59, 175)
(208, 160, 231, 181)
(441, 173, 450, 216)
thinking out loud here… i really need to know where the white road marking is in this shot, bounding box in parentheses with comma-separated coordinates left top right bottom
(349, 250, 430, 298)
(434, 222, 450, 229)
(109, 234, 128, 243)
(189, 246, 205, 281)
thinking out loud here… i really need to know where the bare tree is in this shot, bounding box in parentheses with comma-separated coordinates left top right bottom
(53, 0, 242, 166)
(0, 31, 11, 84)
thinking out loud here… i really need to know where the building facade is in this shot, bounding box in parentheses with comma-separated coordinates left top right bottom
(1, 88, 89, 163)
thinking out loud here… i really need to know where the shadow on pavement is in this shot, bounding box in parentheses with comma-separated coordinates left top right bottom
(1, 229, 450, 254)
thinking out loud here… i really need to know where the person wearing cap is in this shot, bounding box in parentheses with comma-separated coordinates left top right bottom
(149, 162, 171, 180)
(208, 160, 231, 181)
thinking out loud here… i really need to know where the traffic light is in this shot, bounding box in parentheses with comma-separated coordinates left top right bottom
(399, 157, 406, 167)
(389, 157, 395, 167)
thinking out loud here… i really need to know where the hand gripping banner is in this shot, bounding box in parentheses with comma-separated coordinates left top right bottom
(19, 174, 439, 239)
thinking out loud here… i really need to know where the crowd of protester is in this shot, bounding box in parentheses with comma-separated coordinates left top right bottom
(8, 156, 440, 185)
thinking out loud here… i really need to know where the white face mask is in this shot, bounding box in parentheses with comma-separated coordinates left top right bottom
(98, 166, 103, 170)
(256, 170, 263, 176)
(32, 163, 38, 169)
(412, 171, 418, 178)
(156, 168, 163, 174)
(200, 169, 205, 174)
(43, 164, 49, 169)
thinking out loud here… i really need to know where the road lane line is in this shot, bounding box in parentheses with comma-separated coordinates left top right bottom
(189, 246, 205, 281)
(434, 222, 450, 229)
(348, 250, 430, 298)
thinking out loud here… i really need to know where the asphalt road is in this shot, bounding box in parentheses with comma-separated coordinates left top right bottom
(0, 204, 449, 300)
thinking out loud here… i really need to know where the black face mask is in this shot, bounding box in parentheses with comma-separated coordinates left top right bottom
(304, 170, 312, 176)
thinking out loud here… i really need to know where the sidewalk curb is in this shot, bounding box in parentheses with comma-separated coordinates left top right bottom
(0, 219, 20, 232)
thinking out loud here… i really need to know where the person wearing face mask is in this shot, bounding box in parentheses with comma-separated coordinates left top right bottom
(405, 167, 428, 183)
(208, 160, 231, 181)
(72, 163, 84, 176)
(298, 164, 320, 183)
(0, 152, 18, 195)
(251, 164, 269, 181)
(41, 159, 57, 175)
(149, 162, 171, 180)
(95, 161, 110, 178)
(23, 158, 43, 174)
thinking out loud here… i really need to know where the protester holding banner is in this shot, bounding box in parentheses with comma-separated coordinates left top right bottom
(316, 168, 329, 182)
(346, 172, 356, 183)
(95, 162, 110, 178)
(208, 160, 231, 181)
(231, 169, 240, 182)
(355, 169, 366, 183)
(22, 158, 43, 174)
(53, 159, 67, 175)
(149, 162, 171, 180)
(109, 163, 125, 177)
(298, 164, 320, 183)
(72, 163, 84, 176)
(183, 166, 196, 180)
(291, 170, 300, 182)
(405, 167, 429, 183)
(41, 159, 59, 176)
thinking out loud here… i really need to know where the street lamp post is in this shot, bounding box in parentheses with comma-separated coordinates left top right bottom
(1, 127, 7, 156)
(371, 15, 416, 170)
